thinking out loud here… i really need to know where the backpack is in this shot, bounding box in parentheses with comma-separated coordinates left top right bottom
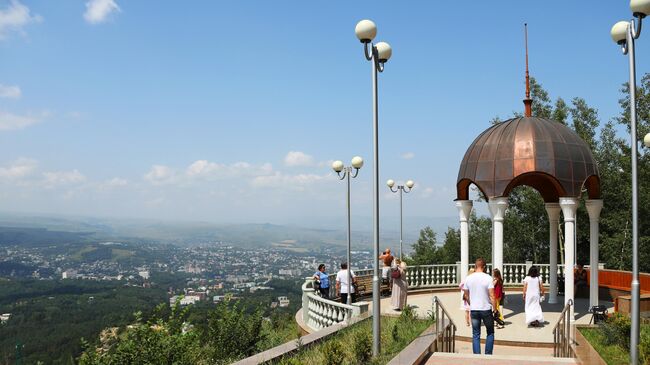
(391, 268, 401, 279)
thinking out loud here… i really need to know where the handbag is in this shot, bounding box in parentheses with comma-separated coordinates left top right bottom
(391, 268, 401, 279)
(493, 310, 505, 326)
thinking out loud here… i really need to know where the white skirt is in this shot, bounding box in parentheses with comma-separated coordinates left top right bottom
(525, 294, 544, 324)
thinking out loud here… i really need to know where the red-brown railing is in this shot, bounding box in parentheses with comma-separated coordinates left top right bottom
(587, 269, 650, 293)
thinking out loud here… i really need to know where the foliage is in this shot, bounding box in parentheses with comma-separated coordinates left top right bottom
(321, 340, 345, 365)
(78, 306, 207, 365)
(351, 330, 372, 364)
(0, 279, 167, 364)
(601, 312, 631, 349)
(205, 303, 266, 362)
(274, 316, 432, 365)
(580, 327, 629, 365)
(581, 316, 650, 365)
(408, 227, 441, 265)
(77, 299, 298, 365)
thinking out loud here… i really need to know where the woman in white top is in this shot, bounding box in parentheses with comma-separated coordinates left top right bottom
(523, 265, 545, 326)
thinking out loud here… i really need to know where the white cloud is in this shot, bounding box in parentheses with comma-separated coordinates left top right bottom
(0, 0, 42, 40)
(43, 170, 86, 186)
(401, 152, 415, 160)
(105, 177, 127, 187)
(0, 84, 21, 99)
(0, 158, 37, 179)
(84, 0, 120, 24)
(144, 165, 175, 185)
(284, 151, 314, 167)
(421, 187, 434, 198)
(0, 110, 46, 131)
(251, 172, 327, 190)
(186, 160, 273, 180)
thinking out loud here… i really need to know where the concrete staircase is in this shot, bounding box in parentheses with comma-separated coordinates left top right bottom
(426, 352, 578, 364)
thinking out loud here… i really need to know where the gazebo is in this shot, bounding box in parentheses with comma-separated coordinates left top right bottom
(455, 85, 602, 323)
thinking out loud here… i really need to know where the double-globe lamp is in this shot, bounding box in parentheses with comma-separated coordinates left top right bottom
(332, 157, 364, 305)
(355, 19, 392, 357)
(610, 1, 650, 364)
(386, 179, 415, 260)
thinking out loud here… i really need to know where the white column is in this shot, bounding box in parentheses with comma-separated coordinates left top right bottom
(560, 197, 579, 321)
(456, 200, 473, 282)
(585, 199, 603, 308)
(545, 202, 561, 304)
(488, 197, 508, 273)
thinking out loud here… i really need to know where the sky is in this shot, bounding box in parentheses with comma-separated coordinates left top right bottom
(0, 0, 647, 230)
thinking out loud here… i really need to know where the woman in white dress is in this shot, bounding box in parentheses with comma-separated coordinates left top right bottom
(523, 265, 545, 326)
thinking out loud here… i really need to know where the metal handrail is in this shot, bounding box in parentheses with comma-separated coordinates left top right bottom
(432, 295, 456, 353)
(552, 299, 575, 358)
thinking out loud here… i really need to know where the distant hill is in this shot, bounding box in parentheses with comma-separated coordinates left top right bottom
(0, 212, 459, 251)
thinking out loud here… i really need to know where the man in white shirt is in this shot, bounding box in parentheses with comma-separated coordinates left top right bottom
(336, 262, 356, 304)
(463, 257, 497, 355)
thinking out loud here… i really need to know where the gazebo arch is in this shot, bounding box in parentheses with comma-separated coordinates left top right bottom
(455, 116, 602, 321)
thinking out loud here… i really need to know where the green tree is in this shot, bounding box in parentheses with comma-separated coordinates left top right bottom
(408, 227, 441, 265)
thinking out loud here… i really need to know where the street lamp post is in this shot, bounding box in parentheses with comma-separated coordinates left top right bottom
(387, 179, 415, 260)
(610, 1, 650, 363)
(355, 19, 392, 357)
(332, 157, 364, 305)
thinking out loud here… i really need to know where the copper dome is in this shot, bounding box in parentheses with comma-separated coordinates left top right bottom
(456, 117, 600, 202)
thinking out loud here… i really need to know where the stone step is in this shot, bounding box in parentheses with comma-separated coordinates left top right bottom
(425, 352, 578, 365)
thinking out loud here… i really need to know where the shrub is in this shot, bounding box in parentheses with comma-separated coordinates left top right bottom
(321, 340, 345, 365)
(640, 325, 650, 365)
(352, 330, 372, 364)
(602, 312, 631, 349)
(391, 323, 400, 342)
(399, 305, 417, 323)
(277, 357, 305, 365)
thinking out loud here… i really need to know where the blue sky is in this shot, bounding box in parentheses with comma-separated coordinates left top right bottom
(0, 1, 647, 229)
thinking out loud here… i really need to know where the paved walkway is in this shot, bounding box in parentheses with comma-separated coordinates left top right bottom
(425, 352, 578, 364)
(368, 290, 613, 344)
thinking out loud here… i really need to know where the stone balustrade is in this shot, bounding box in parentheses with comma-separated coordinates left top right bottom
(301, 262, 584, 332)
(301, 278, 368, 332)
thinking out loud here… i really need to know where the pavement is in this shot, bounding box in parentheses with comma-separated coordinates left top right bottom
(367, 290, 613, 344)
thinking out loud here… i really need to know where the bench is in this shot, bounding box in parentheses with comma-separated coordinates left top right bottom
(355, 274, 390, 297)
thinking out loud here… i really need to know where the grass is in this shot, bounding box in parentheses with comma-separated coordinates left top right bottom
(272, 309, 433, 365)
(579, 327, 629, 365)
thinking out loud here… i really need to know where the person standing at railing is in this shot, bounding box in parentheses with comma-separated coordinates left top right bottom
(523, 265, 545, 327)
(391, 259, 408, 311)
(313, 264, 330, 298)
(379, 248, 394, 295)
(336, 262, 356, 304)
(463, 257, 497, 355)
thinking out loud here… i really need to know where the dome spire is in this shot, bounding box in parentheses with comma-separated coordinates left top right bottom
(523, 23, 532, 117)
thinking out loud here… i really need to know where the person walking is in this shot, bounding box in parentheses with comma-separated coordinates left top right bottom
(523, 265, 545, 327)
(312, 264, 330, 298)
(391, 259, 408, 311)
(463, 258, 497, 355)
(459, 268, 475, 327)
(492, 268, 505, 328)
(336, 262, 356, 304)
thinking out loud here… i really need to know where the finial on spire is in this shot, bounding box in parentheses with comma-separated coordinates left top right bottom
(523, 23, 532, 117)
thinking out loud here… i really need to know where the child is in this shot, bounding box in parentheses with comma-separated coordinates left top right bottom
(459, 268, 475, 326)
